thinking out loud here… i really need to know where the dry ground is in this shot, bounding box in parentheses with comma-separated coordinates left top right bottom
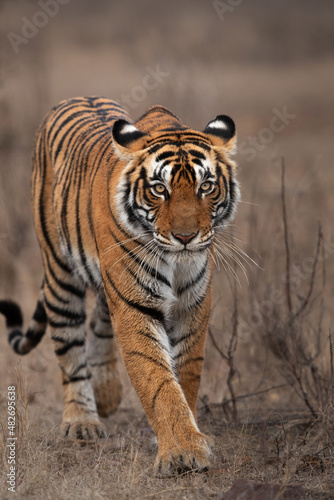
(0, 0, 334, 498)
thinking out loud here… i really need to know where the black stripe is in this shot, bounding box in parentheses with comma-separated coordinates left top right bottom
(152, 379, 173, 410)
(105, 270, 165, 325)
(44, 297, 86, 322)
(174, 334, 202, 360)
(177, 260, 208, 295)
(44, 273, 69, 304)
(55, 339, 85, 356)
(49, 318, 85, 328)
(147, 142, 174, 154)
(66, 399, 89, 406)
(137, 330, 164, 346)
(100, 316, 111, 324)
(147, 131, 211, 145)
(148, 138, 211, 153)
(192, 158, 203, 166)
(171, 330, 195, 348)
(75, 160, 97, 285)
(178, 357, 204, 368)
(187, 292, 207, 310)
(189, 149, 206, 160)
(0, 300, 23, 327)
(32, 301, 47, 323)
(135, 105, 181, 124)
(88, 136, 113, 238)
(220, 163, 236, 221)
(92, 98, 125, 111)
(51, 334, 66, 342)
(127, 267, 162, 300)
(38, 132, 72, 274)
(8, 330, 22, 343)
(92, 330, 113, 339)
(155, 151, 175, 162)
(88, 360, 112, 367)
(12, 338, 22, 353)
(44, 253, 85, 298)
(25, 328, 45, 347)
(127, 351, 172, 373)
(63, 374, 91, 385)
(70, 362, 87, 376)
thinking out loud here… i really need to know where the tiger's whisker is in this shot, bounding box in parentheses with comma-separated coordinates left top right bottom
(213, 241, 248, 284)
(101, 232, 153, 257)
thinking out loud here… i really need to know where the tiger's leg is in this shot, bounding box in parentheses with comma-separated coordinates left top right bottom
(43, 266, 106, 440)
(110, 307, 211, 475)
(172, 295, 212, 422)
(87, 290, 122, 417)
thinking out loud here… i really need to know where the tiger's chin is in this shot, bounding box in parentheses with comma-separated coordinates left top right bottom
(155, 242, 212, 257)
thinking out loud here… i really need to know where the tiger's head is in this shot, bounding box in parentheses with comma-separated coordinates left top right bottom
(112, 109, 239, 254)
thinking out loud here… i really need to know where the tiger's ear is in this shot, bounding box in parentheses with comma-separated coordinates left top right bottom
(203, 115, 236, 153)
(112, 120, 148, 160)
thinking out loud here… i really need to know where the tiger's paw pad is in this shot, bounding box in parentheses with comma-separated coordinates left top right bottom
(155, 437, 211, 476)
(156, 452, 210, 476)
(61, 420, 107, 441)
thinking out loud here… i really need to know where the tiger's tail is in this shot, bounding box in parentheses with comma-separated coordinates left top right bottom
(0, 290, 47, 355)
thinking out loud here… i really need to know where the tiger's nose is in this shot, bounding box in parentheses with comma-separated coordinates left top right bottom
(172, 232, 197, 245)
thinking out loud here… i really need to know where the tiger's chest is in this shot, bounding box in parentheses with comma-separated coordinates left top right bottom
(143, 253, 211, 316)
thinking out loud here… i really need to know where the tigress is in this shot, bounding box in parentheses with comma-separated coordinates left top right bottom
(0, 97, 239, 474)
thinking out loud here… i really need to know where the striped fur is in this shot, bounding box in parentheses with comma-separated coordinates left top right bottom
(0, 97, 239, 473)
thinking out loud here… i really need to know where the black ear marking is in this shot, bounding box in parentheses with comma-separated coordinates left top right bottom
(203, 115, 236, 141)
(112, 119, 146, 147)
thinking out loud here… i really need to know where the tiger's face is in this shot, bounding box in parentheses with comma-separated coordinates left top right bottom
(112, 116, 239, 254)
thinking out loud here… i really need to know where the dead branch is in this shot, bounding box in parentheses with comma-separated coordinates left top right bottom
(208, 327, 227, 361)
(329, 331, 334, 407)
(293, 223, 322, 319)
(281, 157, 293, 315)
(225, 272, 239, 420)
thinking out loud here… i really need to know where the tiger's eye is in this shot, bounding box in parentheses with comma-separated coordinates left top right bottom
(200, 181, 212, 192)
(153, 184, 166, 194)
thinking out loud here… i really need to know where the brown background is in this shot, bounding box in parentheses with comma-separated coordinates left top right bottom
(0, 1, 333, 498)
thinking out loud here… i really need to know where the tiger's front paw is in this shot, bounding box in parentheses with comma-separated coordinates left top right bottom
(61, 419, 107, 441)
(155, 432, 211, 475)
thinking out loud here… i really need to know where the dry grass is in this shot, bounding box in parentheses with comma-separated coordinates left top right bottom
(1, 0, 334, 498)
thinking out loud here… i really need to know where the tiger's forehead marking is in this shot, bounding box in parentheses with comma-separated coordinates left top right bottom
(147, 145, 215, 185)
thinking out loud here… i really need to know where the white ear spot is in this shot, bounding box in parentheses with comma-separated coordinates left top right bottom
(119, 123, 139, 134)
(207, 120, 227, 130)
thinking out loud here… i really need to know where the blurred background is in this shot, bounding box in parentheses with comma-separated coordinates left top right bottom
(0, 0, 333, 418)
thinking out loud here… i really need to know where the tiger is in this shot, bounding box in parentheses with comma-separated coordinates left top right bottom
(0, 96, 239, 474)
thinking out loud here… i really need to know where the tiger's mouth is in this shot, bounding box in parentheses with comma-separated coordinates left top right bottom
(153, 230, 213, 253)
